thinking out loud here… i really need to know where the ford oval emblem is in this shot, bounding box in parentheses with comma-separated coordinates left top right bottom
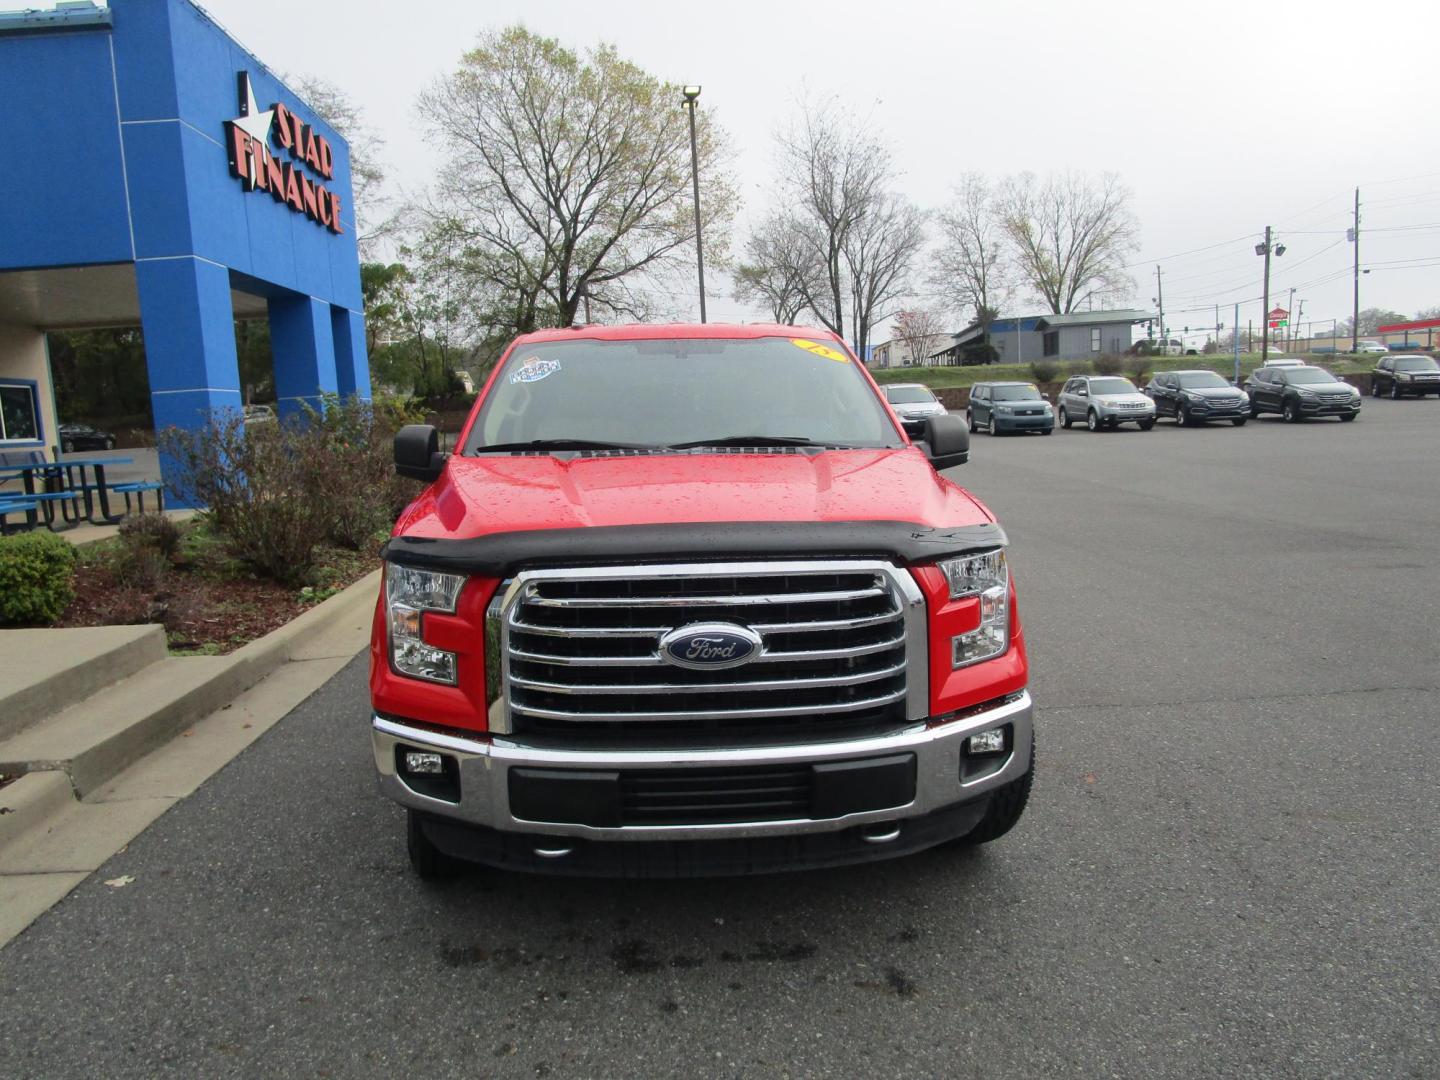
(659, 622, 763, 670)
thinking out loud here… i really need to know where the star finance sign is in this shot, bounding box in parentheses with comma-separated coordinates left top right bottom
(224, 72, 344, 234)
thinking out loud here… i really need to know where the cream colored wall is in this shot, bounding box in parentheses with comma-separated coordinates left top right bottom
(0, 322, 59, 459)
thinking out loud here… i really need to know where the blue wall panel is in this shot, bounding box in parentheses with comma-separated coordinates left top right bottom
(109, 0, 179, 120)
(122, 120, 194, 259)
(0, 32, 133, 270)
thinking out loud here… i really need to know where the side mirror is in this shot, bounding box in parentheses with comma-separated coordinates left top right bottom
(919, 413, 969, 470)
(394, 424, 446, 482)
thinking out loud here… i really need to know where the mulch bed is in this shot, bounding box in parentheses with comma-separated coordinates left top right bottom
(54, 545, 378, 655)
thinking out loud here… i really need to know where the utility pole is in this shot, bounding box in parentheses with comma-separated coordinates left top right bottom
(1215, 303, 1220, 353)
(1293, 298, 1305, 351)
(1286, 287, 1295, 351)
(1350, 187, 1360, 352)
(1154, 265, 1165, 343)
(681, 85, 707, 323)
(1261, 226, 1273, 361)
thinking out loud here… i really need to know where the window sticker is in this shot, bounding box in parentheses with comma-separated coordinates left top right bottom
(511, 356, 561, 384)
(789, 338, 850, 363)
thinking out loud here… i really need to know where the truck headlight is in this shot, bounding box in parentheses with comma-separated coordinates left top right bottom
(937, 550, 1010, 668)
(386, 564, 465, 684)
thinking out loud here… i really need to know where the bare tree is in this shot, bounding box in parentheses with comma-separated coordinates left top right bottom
(288, 75, 392, 257)
(933, 173, 1010, 340)
(773, 98, 890, 338)
(996, 171, 1138, 314)
(844, 193, 925, 360)
(418, 27, 737, 329)
(892, 307, 949, 367)
(733, 212, 812, 323)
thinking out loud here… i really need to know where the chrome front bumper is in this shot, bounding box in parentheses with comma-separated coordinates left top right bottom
(373, 691, 1033, 843)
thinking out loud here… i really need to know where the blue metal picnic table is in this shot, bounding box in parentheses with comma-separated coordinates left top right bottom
(0, 455, 140, 530)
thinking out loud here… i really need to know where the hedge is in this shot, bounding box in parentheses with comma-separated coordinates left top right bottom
(0, 530, 78, 625)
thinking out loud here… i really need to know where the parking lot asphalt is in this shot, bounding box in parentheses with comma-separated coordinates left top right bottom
(2, 399, 1437, 1078)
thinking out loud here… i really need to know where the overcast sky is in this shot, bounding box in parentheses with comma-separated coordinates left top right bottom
(198, 0, 1440, 342)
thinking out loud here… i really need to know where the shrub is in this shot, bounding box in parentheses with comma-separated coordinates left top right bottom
(1090, 355, 1124, 376)
(160, 414, 330, 586)
(112, 514, 176, 590)
(118, 511, 181, 558)
(158, 394, 425, 585)
(0, 531, 77, 625)
(1028, 360, 1061, 384)
(1124, 357, 1152, 383)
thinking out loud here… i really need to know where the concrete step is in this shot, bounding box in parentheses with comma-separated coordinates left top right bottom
(0, 654, 258, 797)
(0, 625, 168, 740)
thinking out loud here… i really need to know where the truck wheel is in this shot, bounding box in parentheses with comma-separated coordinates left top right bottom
(1086, 410, 1101, 432)
(1058, 406, 1072, 429)
(1282, 399, 1301, 423)
(957, 741, 1035, 847)
(407, 810, 459, 880)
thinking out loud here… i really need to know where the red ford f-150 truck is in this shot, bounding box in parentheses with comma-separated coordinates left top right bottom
(370, 324, 1033, 877)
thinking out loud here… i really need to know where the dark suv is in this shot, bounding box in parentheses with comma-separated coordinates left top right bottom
(1248, 366, 1361, 423)
(1145, 370, 1250, 426)
(966, 382, 1054, 435)
(1371, 355, 1440, 398)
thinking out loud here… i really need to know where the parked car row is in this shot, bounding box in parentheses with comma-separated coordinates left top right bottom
(904, 355, 1433, 441)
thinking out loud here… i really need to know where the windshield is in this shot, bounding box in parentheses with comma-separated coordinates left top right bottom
(1395, 357, 1438, 372)
(885, 385, 936, 404)
(991, 385, 1042, 401)
(1285, 368, 1341, 385)
(1089, 378, 1137, 395)
(1176, 372, 1230, 389)
(468, 336, 902, 451)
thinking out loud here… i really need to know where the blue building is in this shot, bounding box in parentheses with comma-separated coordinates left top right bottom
(0, 0, 369, 498)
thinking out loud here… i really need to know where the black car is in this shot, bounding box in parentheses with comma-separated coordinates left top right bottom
(1247, 366, 1361, 423)
(58, 423, 116, 452)
(1371, 355, 1440, 398)
(1145, 369, 1250, 426)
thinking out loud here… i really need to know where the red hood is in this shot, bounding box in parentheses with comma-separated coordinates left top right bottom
(395, 448, 992, 540)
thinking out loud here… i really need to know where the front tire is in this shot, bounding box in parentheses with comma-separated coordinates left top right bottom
(104, 437, 116, 451)
(1059, 406, 1072, 429)
(1137, 418, 1154, 431)
(1390, 382, 1401, 400)
(1232, 417, 1248, 426)
(61, 440, 74, 453)
(1087, 410, 1101, 432)
(966, 410, 976, 433)
(1340, 412, 1357, 422)
(956, 741, 1035, 847)
(1283, 399, 1302, 423)
(1176, 404, 1190, 426)
(1371, 381, 1380, 398)
(407, 810, 459, 880)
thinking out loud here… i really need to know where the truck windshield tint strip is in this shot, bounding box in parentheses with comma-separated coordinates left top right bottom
(469, 337, 901, 453)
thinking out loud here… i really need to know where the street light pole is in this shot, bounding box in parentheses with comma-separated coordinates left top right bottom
(681, 85, 706, 324)
(1255, 227, 1284, 361)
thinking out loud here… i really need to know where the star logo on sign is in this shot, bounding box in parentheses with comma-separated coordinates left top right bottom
(230, 71, 275, 189)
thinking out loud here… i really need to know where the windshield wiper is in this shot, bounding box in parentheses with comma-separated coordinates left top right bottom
(472, 438, 661, 453)
(666, 434, 846, 450)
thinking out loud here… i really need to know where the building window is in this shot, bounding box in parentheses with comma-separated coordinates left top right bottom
(1042, 331, 1059, 357)
(1090, 327, 1102, 353)
(0, 381, 41, 443)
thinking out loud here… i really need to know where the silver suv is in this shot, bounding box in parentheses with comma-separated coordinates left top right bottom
(1057, 375, 1156, 432)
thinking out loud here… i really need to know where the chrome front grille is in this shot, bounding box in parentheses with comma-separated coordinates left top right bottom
(491, 561, 927, 745)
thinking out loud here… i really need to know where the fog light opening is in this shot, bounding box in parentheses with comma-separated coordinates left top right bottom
(965, 727, 1008, 756)
(395, 745, 461, 802)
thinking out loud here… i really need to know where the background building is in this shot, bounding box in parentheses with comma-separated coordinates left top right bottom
(928, 310, 1154, 365)
(0, 0, 368, 500)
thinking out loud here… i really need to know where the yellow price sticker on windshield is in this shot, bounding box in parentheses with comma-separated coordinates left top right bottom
(790, 338, 850, 363)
